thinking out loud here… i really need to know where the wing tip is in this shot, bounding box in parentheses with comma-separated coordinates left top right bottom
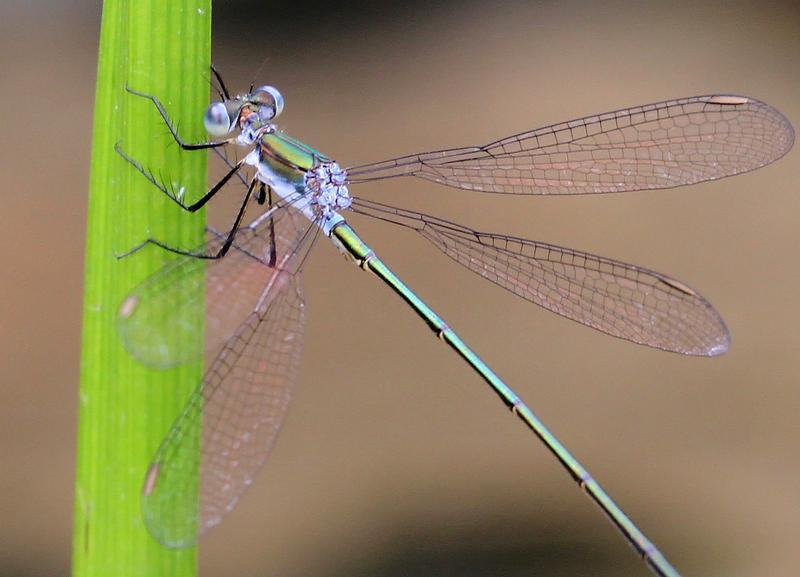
(141, 502, 201, 549)
(701, 328, 731, 357)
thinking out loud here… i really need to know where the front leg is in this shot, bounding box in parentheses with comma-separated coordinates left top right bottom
(125, 84, 231, 151)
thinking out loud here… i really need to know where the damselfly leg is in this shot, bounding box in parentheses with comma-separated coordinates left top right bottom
(117, 72, 289, 262)
(115, 142, 246, 213)
(124, 85, 232, 150)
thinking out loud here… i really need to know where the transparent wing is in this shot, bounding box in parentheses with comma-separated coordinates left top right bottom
(118, 197, 308, 368)
(141, 269, 306, 548)
(352, 198, 729, 356)
(347, 95, 793, 194)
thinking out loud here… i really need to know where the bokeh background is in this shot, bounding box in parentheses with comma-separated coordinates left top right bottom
(2, 1, 799, 576)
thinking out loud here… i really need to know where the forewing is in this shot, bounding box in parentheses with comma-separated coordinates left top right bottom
(347, 95, 793, 194)
(118, 201, 309, 368)
(141, 270, 305, 547)
(352, 199, 729, 356)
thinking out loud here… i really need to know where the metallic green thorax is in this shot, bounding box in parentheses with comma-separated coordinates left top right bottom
(330, 220, 681, 577)
(259, 130, 329, 174)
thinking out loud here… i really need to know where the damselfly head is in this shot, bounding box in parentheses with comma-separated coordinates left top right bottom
(203, 85, 285, 137)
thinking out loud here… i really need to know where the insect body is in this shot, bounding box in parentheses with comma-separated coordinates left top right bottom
(117, 75, 794, 577)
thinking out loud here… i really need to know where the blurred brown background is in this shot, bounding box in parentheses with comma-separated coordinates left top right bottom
(2, 1, 799, 576)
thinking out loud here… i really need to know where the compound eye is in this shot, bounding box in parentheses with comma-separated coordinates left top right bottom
(203, 102, 233, 136)
(251, 85, 284, 120)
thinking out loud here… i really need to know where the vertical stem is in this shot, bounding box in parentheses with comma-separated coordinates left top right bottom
(74, 1, 210, 576)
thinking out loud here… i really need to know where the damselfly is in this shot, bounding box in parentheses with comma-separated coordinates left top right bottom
(116, 70, 793, 577)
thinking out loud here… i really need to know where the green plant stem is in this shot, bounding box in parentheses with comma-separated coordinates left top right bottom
(74, 1, 210, 575)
